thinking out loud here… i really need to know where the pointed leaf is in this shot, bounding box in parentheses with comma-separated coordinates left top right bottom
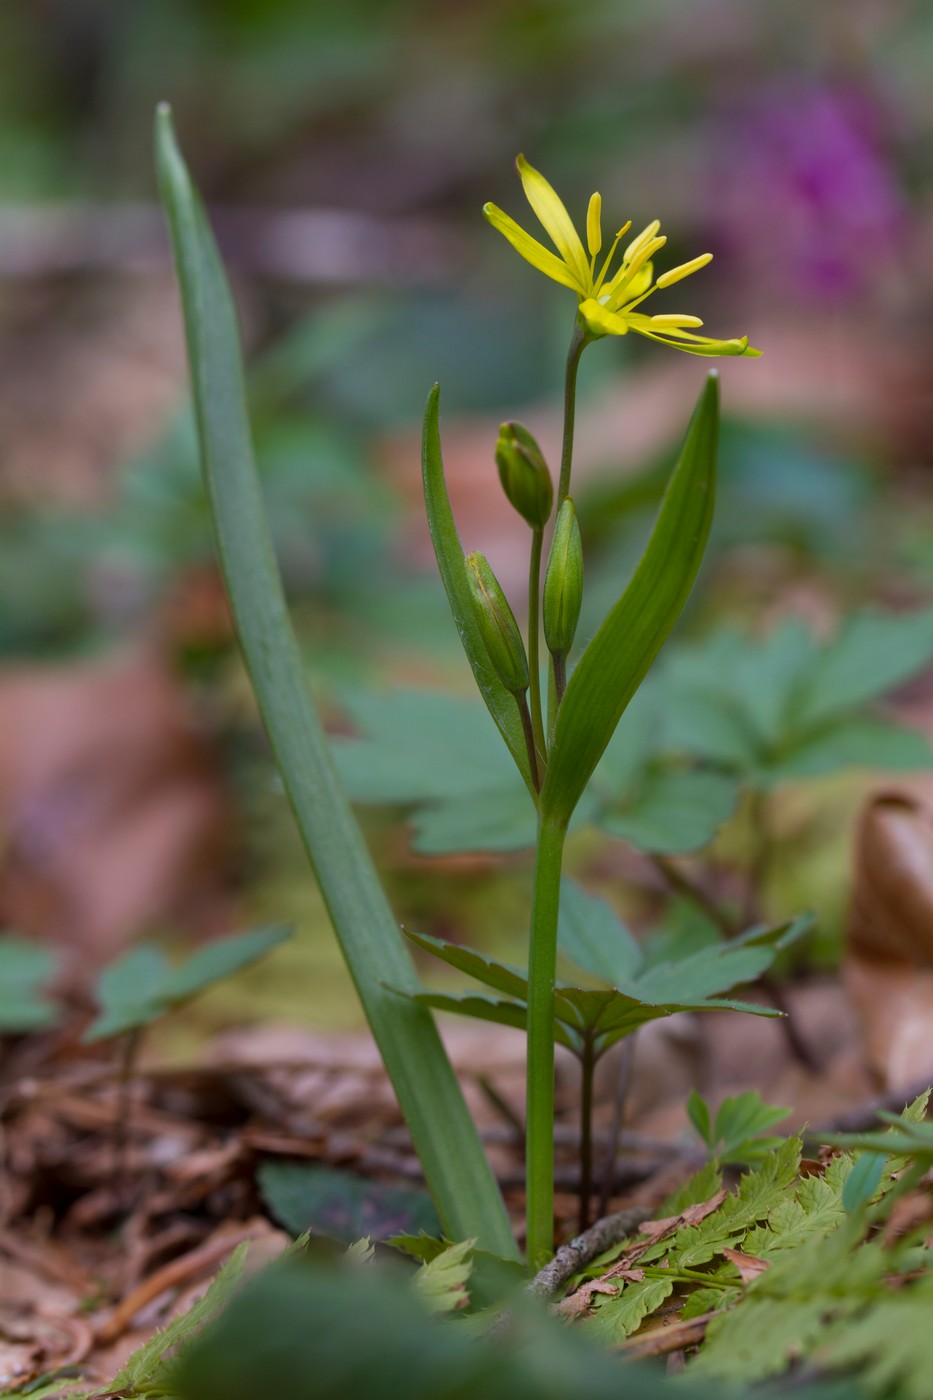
(542, 375, 718, 827)
(404, 930, 528, 999)
(422, 387, 533, 792)
(155, 106, 516, 1258)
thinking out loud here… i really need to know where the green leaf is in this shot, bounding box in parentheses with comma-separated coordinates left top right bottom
(333, 689, 514, 804)
(842, 1152, 887, 1212)
(596, 767, 738, 854)
(422, 387, 533, 793)
(761, 715, 933, 786)
(413, 1237, 475, 1314)
(687, 1088, 713, 1147)
(113, 1241, 248, 1393)
(557, 877, 643, 984)
(159, 925, 291, 1004)
(83, 929, 290, 1042)
(795, 607, 933, 728)
(83, 944, 170, 1041)
(155, 105, 516, 1260)
(258, 1162, 440, 1243)
(404, 929, 529, 1000)
(0, 935, 58, 1032)
(710, 1091, 791, 1165)
(584, 1277, 676, 1344)
(412, 785, 538, 855)
(541, 373, 718, 828)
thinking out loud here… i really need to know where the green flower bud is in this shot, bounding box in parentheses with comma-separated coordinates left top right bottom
(495, 422, 553, 529)
(465, 551, 529, 695)
(543, 498, 583, 658)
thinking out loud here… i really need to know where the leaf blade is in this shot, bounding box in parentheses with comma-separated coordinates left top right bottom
(542, 374, 719, 826)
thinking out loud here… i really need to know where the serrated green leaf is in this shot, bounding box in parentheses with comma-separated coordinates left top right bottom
(113, 1241, 248, 1392)
(413, 1237, 475, 1314)
(404, 930, 529, 999)
(422, 388, 533, 793)
(584, 1277, 675, 1344)
(542, 374, 718, 827)
(711, 1091, 791, 1163)
(557, 877, 643, 985)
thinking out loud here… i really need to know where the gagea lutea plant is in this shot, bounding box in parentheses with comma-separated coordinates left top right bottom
(156, 114, 761, 1272)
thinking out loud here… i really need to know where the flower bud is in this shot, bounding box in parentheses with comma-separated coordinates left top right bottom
(495, 422, 553, 529)
(465, 551, 529, 694)
(543, 498, 583, 657)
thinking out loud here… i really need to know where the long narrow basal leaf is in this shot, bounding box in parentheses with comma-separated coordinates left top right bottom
(422, 387, 534, 793)
(154, 105, 516, 1260)
(542, 375, 719, 827)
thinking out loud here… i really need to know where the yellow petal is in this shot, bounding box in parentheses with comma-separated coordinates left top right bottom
(586, 193, 602, 258)
(516, 155, 590, 289)
(483, 203, 585, 293)
(628, 316, 758, 357)
(655, 253, 713, 289)
(578, 298, 629, 338)
(604, 237, 666, 303)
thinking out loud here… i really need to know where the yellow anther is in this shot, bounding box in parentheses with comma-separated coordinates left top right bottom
(586, 193, 602, 258)
(655, 253, 714, 290)
(648, 314, 704, 329)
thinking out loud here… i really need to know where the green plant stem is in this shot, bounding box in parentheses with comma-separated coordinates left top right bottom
(557, 320, 587, 507)
(526, 814, 568, 1271)
(578, 1040, 595, 1234)
(552, 652, 567, 707)
(527, 525, 547, 766)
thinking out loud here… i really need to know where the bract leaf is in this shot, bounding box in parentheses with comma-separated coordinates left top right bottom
(542, 374, 718, 827)
(422, 387, 533, 793)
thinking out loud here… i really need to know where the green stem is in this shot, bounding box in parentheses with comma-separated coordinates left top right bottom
(557, 320, 587, 507)
(578, 1039, 595, 1234)
(526, 814, 568, 1271)
(528, 526, 547, 767)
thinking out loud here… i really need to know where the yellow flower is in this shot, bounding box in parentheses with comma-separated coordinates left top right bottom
(484, 156, 760, 359)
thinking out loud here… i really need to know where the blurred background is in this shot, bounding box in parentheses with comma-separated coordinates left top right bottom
(1, 0, 933, 1044)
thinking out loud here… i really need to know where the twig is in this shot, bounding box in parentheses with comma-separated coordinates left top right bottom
(649, 855, 735, 937)
(617, 1310, 716, 1358)
(525, 1206, 652, 1301)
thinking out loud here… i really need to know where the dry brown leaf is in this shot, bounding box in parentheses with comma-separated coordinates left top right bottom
(638, 1190, 727, 1239)
(0, 646, 230, 969)
(722, 1247, 769, 1282)
(847, 790, 933, 1088)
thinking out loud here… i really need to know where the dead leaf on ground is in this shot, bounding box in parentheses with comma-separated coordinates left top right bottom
(0, 645, 231, 970)
(722, 1247, 769, 1282)
(847, 789, 933, 1089)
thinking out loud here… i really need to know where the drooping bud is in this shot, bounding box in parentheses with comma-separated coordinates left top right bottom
(495, 422, 553, 530)
(543, 498, 583, 658)
(465, 551, 530, 695)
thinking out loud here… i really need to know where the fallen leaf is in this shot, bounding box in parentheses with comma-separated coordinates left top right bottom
(847, 790, 933, 1089)
(722, 1247, 769, 1283)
